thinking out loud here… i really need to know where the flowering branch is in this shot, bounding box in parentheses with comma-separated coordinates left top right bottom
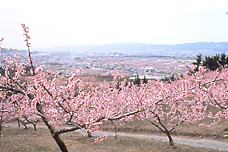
(21, 24, 35, 76)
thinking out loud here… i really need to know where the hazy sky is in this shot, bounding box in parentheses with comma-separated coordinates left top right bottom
(1, 0, 228, 50)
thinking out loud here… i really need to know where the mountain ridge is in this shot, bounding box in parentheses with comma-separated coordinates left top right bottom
(11, 42, 228, 57)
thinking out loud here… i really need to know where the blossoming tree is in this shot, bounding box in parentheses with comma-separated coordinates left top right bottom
(0, 24, 146, 152)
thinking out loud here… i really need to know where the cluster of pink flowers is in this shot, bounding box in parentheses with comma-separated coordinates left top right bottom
(94, 135, 107, 143)
(21, 24, 31, 47)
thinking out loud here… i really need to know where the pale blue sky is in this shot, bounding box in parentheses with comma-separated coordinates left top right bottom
(0, 0, 228, 50)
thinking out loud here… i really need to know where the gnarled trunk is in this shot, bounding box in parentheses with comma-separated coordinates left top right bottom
(37, 104, 69, 152)
(53, 133, 69, 152)
(165, 131, 174, 145)
(146, 115, 175, 146)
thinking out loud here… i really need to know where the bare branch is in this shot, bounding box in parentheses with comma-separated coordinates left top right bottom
(55, 125, 84, 135)
(108, 109, 143, 121)
(146, 118, 165, 133)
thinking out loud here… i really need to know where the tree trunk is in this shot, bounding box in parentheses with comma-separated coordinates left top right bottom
(36, 103, 69, 152)
(0, 116, 2, 139)
(53, 133, 69, 152)
(33, 124, 37, 131)
(114, 124, 117, 139)
(165, 131, 174, 146)
(17, 118, 21, 127)
(87, 131, 92, 138)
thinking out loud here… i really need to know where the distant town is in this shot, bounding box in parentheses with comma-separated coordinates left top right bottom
(32, 52, 192, 82)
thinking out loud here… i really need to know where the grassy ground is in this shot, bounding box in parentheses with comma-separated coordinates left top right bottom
(0, 126, 222, 152)
(101, 119, 228, 141)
